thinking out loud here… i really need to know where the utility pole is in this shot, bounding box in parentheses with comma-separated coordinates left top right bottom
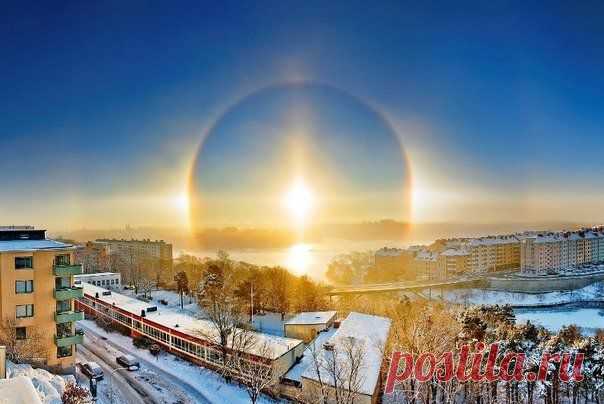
(250, 282, 254, 324)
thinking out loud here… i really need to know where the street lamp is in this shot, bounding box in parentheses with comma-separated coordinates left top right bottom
(108, 367, 129, 404)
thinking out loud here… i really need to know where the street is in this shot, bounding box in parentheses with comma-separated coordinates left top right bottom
(78, 322, 211, 404)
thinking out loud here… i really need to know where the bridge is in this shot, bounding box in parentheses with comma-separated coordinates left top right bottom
(326, 276, 487, 296)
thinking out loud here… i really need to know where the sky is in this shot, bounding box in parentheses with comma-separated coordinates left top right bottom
(1, 1, 604, 231)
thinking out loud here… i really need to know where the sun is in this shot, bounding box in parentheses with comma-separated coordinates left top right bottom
(283, 180, 314, 224)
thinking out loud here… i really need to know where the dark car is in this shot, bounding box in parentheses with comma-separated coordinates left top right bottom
(80, 362, 104, 380)
(116, 354, 140, 370)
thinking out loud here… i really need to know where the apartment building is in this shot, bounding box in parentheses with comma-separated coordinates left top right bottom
(467, 236, 520, 273)
(95, 238, 173, 284)
(373, 247, 417, 280)
(0, 226, 83, 370)
(74, 241, 110, 273)
(437, 248, 470, 278)
(520, 230, 604, 273)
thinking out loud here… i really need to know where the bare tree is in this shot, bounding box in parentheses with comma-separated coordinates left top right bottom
(0, 319, 47, 365)
(305, 336, 367, 404)
(197, 262, 248, 381)
(228, 334, 275, 404)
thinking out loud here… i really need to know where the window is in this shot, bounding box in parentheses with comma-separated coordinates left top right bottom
(16, 280, 34, 294)
(15, 256, 33, 269)
(16, 304, 34, 318)
(57, 346, 73, 358)
(16, 327, 27, 340)
(56, 300, 71, 313)
(54, 254, 70, 266)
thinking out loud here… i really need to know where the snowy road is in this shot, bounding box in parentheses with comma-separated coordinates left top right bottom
(80, 322, 212, 404)
(77, 345, 148, 404)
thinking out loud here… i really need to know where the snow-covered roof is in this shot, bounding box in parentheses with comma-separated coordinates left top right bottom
(285, 311, 337, 326)
(375, 247, 406, 257)
(301, 312, 391, 396)
(468, 236, 519, 246)
(0, 239, 73, 252)
(284, 327, 338, 383)
(75, 272, 120, 278)
(441, 248, 470, 257)
(0, 376, 43, 404)
(82, 283, 303, 360)
(415, 250, 437, 261)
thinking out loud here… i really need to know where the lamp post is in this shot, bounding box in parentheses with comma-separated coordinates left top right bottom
(108, 367, 128, 404)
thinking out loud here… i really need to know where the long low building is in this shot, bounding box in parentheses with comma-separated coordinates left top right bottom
(76, 283, 305, 382)
(74, 272, 121, 289)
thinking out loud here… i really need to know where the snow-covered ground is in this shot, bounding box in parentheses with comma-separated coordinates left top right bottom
(439, 281, 604, 307)
(6, 362, 73, 404)
(515, 307, 604, 335)
(79, 319, 276, 404)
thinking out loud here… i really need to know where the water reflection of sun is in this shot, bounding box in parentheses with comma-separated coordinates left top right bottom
(285, 243, 312, 276)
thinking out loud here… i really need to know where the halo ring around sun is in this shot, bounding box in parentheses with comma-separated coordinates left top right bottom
(187, 81, 412, 243)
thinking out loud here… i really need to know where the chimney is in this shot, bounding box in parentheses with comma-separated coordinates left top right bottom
(0, 345, 6, 379)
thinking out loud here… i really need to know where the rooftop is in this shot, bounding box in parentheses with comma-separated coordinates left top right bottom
(81, 282, 303, 360)
(300, 312, 391, 396)
(0, 239, 73, 252)
(284, 311, 337, 326)
(75, 272, 120, 277)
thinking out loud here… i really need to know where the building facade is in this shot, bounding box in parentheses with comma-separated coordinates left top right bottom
(74, 272, 121, 290)
(95, 239, 173, 285)
(0, 226, 83, 371)
(74, 241, 110, 274)
(520, 229, 604, 274)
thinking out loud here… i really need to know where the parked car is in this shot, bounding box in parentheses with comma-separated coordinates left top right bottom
(80, 362, 104, 380)
(116, 355, 140, 370)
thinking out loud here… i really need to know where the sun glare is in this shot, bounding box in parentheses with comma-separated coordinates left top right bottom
(283, 180, 314, 224)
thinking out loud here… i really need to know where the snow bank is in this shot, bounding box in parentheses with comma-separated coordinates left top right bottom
(0, 376, 42, 404)
(6, 362, 73, 404)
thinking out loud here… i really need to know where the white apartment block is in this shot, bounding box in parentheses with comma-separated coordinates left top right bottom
(520, 229, 604, 273)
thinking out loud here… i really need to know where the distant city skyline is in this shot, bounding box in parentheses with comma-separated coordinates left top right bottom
(2, 2, 604, 231)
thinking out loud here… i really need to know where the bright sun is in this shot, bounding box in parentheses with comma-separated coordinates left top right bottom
(283, 180, 314, 224)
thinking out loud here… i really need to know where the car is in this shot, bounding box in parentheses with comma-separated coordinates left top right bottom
(116, 354, 140, 370)
(80, 362, 104, 380)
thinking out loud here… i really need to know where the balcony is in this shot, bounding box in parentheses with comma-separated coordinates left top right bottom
(55, 332, 84, 348)
(54, 287, 84, 301)
(55, 311, 84, 324)
(54, 264, 83, 277)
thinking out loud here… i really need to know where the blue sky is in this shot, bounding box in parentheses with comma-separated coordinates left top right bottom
(1, 1, 603, 229)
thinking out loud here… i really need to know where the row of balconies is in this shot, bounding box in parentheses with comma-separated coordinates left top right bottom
(52, 264, 84, 349)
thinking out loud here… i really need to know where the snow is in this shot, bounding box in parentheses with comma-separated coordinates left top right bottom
(440, 281, 604, 307)
(515, 308, 604, 335)
(301, 312, 391, 396)
(283, 327, 338, 383)
(80, 320, 275, 404)
(252, 312, 290, 336)
(0, 239, 73, 252)
(375, 247, 406, 257)
(284, 311, 337, 326)
(0, 376, 43, 404)
(123, 288, 201, 316)
(83, 282, 304, 360)
(6, 361, 74, 404)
